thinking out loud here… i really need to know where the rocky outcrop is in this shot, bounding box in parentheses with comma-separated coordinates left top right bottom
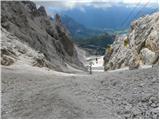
(104, 36, 133, 70)
(128, 12, 159, 67)
(104, 12, 159, 71)
(1, 1, 84, 71)
(1, 28, 53, 69)
(1, 55, 15, 66)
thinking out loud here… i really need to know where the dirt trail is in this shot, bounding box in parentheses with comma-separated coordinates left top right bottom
(1, 63, 159, 119)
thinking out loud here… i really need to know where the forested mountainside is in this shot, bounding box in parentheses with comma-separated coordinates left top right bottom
(75, 33, 115, 55)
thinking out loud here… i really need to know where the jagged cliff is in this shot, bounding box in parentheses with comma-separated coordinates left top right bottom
(104, 12, 159, 71)
(1, 1, 84, 72)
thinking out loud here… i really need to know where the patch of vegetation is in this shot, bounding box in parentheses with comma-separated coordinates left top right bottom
(114, 29, 129, 35)
(124, 37, 129, 47)
(74, 33, 115, 55)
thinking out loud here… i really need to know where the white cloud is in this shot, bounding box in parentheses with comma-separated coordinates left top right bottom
(122, 0, 158, 4)
(35, 0, 159, 11)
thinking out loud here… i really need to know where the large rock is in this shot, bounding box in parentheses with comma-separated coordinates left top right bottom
(1, 1, 84, 71)
(104, 12, 159, 71)
(1, 55, 15, 66)
(141, 48, 156, 65)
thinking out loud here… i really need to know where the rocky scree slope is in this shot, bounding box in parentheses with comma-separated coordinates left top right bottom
(104, 12, 159, 71)
(1, 65, 159, 119)
(1, 1, 84, 72)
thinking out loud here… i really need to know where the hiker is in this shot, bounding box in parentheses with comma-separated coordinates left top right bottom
(96, 57, 98, 64)
(89, 62, 93, 74)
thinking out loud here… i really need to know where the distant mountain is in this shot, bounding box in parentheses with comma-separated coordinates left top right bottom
(51, 15, 115, 55)
(50, 15, 104, 39)
(49, 5, 158, 30)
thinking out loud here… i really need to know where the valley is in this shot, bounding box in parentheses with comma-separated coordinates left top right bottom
(1, 1, 159, 119)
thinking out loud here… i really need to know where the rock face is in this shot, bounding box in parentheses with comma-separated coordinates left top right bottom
(1, 28, 52, 68)
(104, 36, 132, 70)
(1, 1, 84, 71)
(104, 12, 159, 71)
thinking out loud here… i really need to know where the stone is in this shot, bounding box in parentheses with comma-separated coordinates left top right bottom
(1, 55, 15, 66)
(141, 48, 156, 64)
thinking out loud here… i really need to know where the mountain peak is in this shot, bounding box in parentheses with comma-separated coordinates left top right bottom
(38, 6, 47, 16)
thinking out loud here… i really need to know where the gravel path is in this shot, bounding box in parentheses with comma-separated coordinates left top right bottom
(1, 65, 159, 119)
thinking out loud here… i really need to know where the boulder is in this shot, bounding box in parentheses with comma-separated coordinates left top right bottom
(140, 48, 156, 65)
(1, 55, 15, 66)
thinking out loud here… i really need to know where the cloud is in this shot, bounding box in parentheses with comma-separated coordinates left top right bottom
(122, 0, 158, 4)
(35, 0, 159, 11)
